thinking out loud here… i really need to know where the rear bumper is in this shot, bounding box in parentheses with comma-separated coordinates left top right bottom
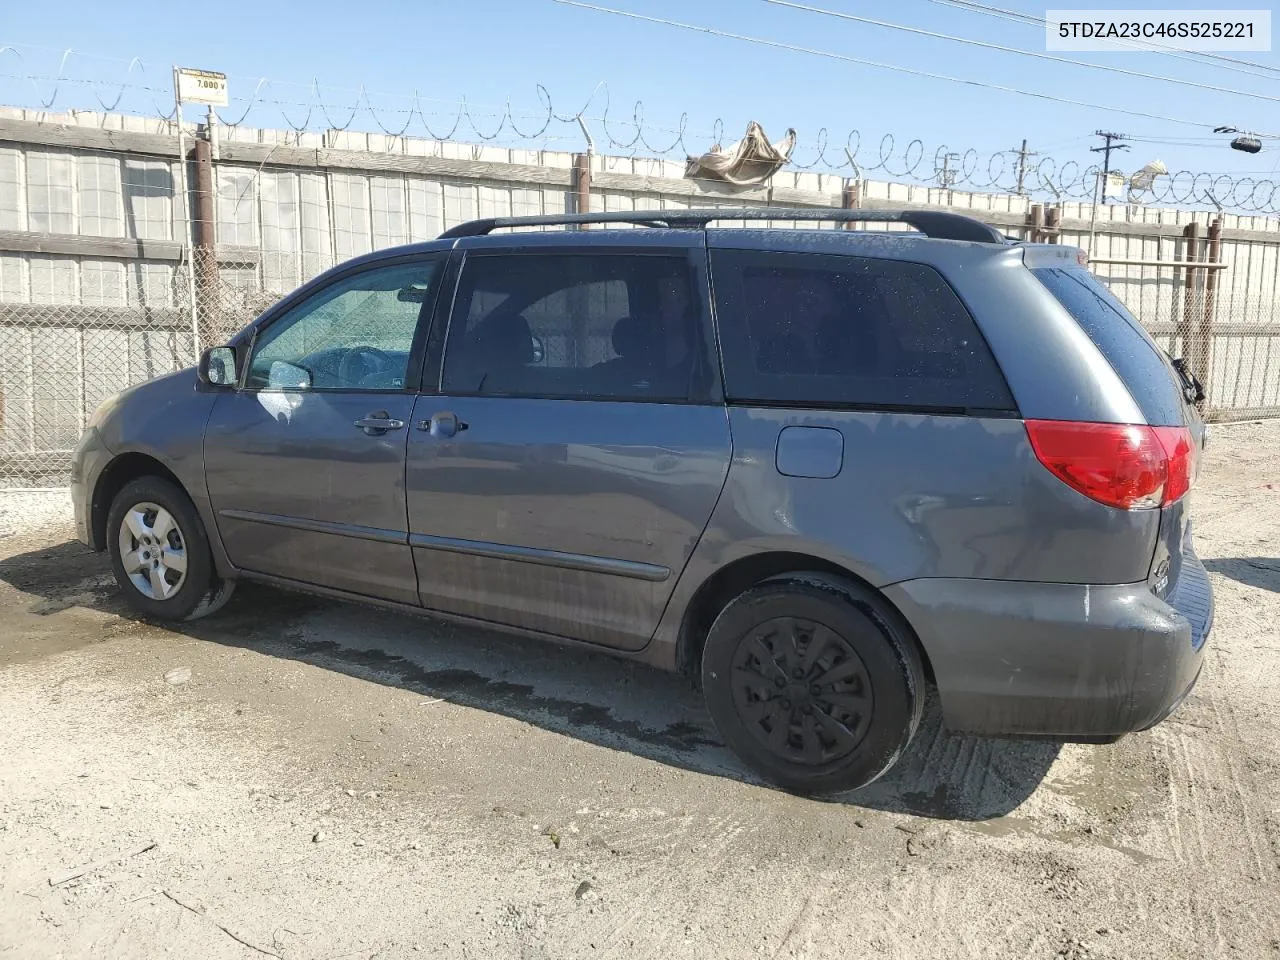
(884, 564, 1212, 739)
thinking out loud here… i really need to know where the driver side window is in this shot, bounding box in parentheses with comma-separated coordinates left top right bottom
(246, 258, 442, 391)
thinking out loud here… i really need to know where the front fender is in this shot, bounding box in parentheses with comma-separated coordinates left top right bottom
(88, 371, 235, 579)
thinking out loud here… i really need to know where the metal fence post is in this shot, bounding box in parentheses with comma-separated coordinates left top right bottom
(193, 134, 219, 348)
(1045, 205, 1061, 244)
(573, 153, 591, 222)
(172, 70, 200, 364)
(841, 179, 860, 229)
(1198, 217, 1223, 407)
(1028, 203, 1045, 243)
(1179, 221, 1203, 372)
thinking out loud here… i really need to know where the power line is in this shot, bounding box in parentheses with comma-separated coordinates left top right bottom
(553, 0, 1220, 129)
(915, 0, 1280, 80)
(762, 0, 1280, 105)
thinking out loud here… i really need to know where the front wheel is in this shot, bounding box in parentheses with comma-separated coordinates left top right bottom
(701, 573, 925, 795)
(106, 476, 235, 621)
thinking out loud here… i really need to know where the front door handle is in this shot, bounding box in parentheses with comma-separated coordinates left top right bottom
(354, 411, 406, 436)
(417, 411, 469, 438)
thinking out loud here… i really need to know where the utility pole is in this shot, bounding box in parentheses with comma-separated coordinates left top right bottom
(1012, 139, 1037, 196)
(939, 152, 960, 189)
(1091, 130, 1129, 205)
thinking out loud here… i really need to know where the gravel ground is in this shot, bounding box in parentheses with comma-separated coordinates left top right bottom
(0, 422, 1277, 960)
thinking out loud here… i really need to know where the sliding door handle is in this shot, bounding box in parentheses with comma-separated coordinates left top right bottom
(417, 411, 469, 438)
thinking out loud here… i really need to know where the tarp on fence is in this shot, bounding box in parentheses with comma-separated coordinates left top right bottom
(684, 122, 797, 186)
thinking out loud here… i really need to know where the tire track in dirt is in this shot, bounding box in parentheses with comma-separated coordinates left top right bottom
(589, 811, 747, 960)
(1202, 672, 1272, 880)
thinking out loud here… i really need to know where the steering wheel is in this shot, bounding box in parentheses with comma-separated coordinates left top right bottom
(338, 346, 391, 386)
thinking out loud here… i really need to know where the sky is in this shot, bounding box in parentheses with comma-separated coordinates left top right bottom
(2, 0, 1279, 204)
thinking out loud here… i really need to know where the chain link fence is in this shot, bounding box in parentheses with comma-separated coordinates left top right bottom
(1, 274, 187, 489)
(0, 249, 323, 489)
(3, 115, 1280, 488)
(1140, 290, 1280, 417)
(4, 245, 1277, 490)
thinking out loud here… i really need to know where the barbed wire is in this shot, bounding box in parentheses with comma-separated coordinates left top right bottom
(1, 45, 1277, 215)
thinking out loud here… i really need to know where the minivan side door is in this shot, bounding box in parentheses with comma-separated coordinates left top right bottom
(406, 234, 731, 651)
(204, 253, 448, 603)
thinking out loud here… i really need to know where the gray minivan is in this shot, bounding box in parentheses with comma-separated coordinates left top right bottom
(70, 208, 1212, 794)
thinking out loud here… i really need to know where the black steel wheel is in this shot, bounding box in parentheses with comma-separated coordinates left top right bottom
(701, 573, 924, 795)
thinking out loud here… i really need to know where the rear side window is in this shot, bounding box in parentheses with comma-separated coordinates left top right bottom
(709, 250, 1014, 412)
(442, 252, 705, 401)
(1032, 267, 1186, 426)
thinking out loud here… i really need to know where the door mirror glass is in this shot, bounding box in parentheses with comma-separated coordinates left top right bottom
(530, 334, 545, 364)
(198, 346, 238, 387)
(267, 360, 312, 391)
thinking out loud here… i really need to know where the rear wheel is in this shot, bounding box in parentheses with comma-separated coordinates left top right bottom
(107, 476, 234, 621)
(700, 573, 924, 795)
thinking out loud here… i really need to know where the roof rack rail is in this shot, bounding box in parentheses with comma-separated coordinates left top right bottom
(438, 207, 1005, 244)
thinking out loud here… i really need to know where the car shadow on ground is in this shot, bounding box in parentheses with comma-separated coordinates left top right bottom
(0, 539, 1062, 822)
(1204, 556, 1280, 594)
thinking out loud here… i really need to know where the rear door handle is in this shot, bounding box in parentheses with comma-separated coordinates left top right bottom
(417, 411, 468, 438)
(354, 411, 406, 436)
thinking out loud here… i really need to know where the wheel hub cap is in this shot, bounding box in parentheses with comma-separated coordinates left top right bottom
(730, 616, 874, 766)
(117, 501, 188, 601)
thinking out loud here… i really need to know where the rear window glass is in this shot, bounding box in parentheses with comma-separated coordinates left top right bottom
(1032, 267, 1186, 426)
(710, 250, 1015, 412)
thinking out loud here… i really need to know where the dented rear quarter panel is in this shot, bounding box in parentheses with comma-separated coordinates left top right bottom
(650, 406, 1163, 661)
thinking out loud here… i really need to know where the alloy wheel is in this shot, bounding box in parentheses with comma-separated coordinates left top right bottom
(117, 501, 188, 601)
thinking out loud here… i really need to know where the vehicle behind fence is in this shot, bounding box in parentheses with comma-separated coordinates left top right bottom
(2, 107, 1279, 487)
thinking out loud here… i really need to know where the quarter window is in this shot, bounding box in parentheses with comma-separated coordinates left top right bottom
(1032, 266, 1187, 426)
(709, 249, 1014, 411)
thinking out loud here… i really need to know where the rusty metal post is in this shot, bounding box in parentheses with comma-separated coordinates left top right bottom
(567, 153, 593, 361)
(1028, 203, 1045, 243)
(1196, 217, 1223, 405)
(192, 135, 219, 346)
(1178, 221, 1202, 369)
(841, 179, 861, 229)
(1045, 205, 1061, 244)
(573, 153, 591, 226)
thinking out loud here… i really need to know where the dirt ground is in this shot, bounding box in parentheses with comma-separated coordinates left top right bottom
(0, 422, 1277, 960)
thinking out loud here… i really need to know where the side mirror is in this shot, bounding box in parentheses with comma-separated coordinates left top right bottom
(531, 334, 545, 364)
(198, 346, 239, 387)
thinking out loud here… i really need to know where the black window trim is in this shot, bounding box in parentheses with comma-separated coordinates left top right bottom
(235, 251, 450, 396)
(706, 248, 1019, 417)
(723, 398, 1020, 418)
(427, 246, 723, 406)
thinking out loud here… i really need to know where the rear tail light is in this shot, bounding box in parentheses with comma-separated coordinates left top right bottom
(1025, 420, 1196, 510)
(1152, 425, 1196, 503)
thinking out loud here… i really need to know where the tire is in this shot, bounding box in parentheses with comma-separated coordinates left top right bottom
(106, 476, 235, 622)
(700, 573, 925, 795)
